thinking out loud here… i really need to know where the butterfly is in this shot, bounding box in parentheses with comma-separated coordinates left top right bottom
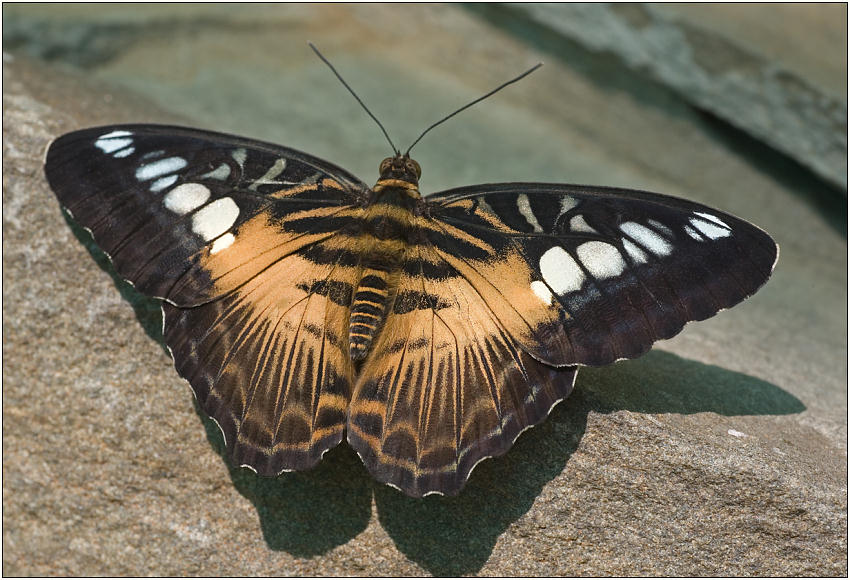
(43, 54, 777, 498)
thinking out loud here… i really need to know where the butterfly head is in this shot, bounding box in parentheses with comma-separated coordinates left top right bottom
(379, 154, 421, 186)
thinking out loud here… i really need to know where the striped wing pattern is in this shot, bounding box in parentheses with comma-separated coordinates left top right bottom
(45, 125, 778, 497)
(161, 249, 357, 474)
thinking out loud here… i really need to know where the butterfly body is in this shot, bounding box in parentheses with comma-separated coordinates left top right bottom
(45, 124, 777, 497)
(347, 168, 423, 360)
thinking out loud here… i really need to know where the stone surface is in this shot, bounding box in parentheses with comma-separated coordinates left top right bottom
(3, 4, 846, 576)
(504, 2, 848, 191)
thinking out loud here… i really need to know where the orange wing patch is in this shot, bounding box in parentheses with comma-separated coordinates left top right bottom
(422, 215, 575, 366)
(168, 201, 361, 305)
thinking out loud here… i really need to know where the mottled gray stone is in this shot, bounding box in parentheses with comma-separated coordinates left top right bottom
(3, 4, 846, 576)
(506, 3, 848, 191)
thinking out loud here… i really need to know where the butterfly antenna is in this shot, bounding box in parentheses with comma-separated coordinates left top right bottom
(309, 42, 400, 156)
(405, 62, 543, 156)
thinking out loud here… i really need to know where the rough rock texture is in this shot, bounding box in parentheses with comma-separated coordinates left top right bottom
(504, 3, 848, 191)
(3, 4, 847, 576)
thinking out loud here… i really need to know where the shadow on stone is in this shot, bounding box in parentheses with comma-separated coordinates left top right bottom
(464, 3, 696, 122)
(694, 109, 847, 237)
(465, 3, 847, 237)
(197, 407, 373, 557)
(580, 350, 806, 416)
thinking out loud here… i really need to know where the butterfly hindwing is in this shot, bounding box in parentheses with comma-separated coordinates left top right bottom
(348, 241, 578, 496)
(161, 235, 360, 474)
(428, 183, 779, 367)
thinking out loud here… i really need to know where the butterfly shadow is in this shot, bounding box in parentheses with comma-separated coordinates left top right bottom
(196, 408, 374, 557)
(371, 351, 804, 576)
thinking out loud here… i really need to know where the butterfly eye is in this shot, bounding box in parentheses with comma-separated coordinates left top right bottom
(407, 158, 422, 178)
(379, 158, 393, 175)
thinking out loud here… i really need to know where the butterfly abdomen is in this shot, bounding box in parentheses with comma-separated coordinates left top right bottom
(349, 266, 395, 361)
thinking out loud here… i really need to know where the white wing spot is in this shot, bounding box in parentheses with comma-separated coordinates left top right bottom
(621, 222, 673, 257)
(136, 157, 187, 181)
(694, 211, 730, 229)
(164, 183, 211, 215)
(622, 238, 648, 263)
(647, 219, 673, 238)
(201, 163, 231, 181)
(569, 214, 598, 233)
(96, 138, 132, 154)
(684, 225, 703, 241)
(690, 217, 732, 240)
(192, 197, 239, 241)
(95, 130, 133, 154)
(150, 175, 178, 193)
(112, 146, 135, 158)
(530, 280, 554, 305)
(98, 129, 132, 138)
(516, 194, 544, 233)
(249, 158, 287, 191)
(576, 241, 626, 279)
(556, 196, 579, 221)
(210, 233, 236, 254)
(141, 149, 165, 160)
(232, 148, 247, 168)
(539, 246, 585, 295)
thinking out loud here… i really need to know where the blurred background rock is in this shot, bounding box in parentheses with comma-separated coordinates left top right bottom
(504, 3, 847, 191)
(3, 3, 846, 576)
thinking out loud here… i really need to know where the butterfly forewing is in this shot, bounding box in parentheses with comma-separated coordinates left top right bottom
(45, 125, 368, 305)
(428, 183, 778, 367)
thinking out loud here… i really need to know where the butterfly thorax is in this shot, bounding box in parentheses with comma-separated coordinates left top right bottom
(349, 155, 423, 362)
